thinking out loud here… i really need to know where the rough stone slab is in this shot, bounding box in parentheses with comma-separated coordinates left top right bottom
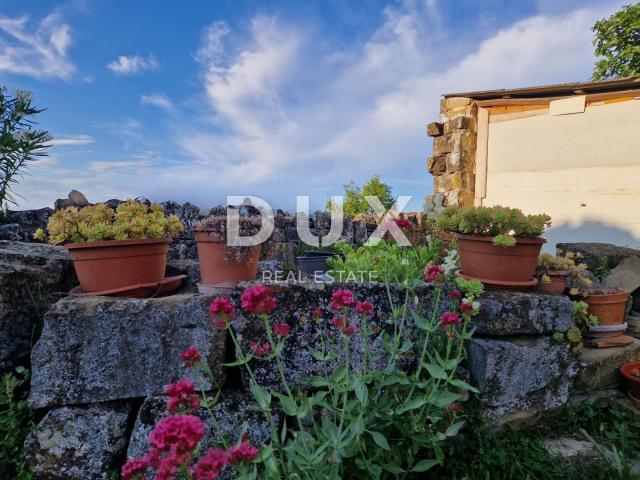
(603, 255, 640, 294)
(30, 294, 226, 409)
(467, 336, 578, 425)
(426, 121, 443, 137)
(0, 241, 76, 372)
(127, 391, 276, 461)
(574, 338, 640, 392)
(556, 242, 640, 272)
(5, 208, 53, 241)
(24, 402, 131, 480)
(473, 291, 573, 336)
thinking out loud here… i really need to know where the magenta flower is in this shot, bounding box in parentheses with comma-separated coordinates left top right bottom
(330, 289, 354, 311)
(460, 301, 474, 313)
(424, 264, 444, 283)
(194, 447, 229, 480)
(250, 341, 271, 356)
(147, 415, 204, 476)
(448, 290, 462, 300)
(181, 346, 202, 370)
(210, 297, 236, 318)
(395, 218, 413, 230)
(340, 324, 357, 336)
(241, 285, 277, 315)
(331, 317, 345, 329)
(121, 457, 148, 480)
(273, 322, 291, 337)
(355, 301, 374, 317)
(228, 442, 259, 463)
(165, 379, 200, 414)
(440, 311, 461, 328)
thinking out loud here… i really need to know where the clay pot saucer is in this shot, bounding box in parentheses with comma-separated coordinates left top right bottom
(69, 275, 185, 298)
(456, 270, 537, 292)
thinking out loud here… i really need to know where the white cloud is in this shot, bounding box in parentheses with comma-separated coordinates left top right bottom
(141, 93, 173, 111)
(89, 160, 153, 172)
(107, 54, 159, 76)
(0, 12, 75, 80)
(50, 134, 93, 146)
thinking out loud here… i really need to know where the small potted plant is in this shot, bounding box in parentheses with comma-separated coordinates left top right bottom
(584, 287, 629, 327)
(435, 205, 551, 289)
(620, 361, 640, 401)
(34, 200, 184, 293)
(536, 250, 592, 295)
(193, 214, 262, 287)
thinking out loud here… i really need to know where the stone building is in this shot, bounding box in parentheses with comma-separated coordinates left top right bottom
(426, 76, 640, 248)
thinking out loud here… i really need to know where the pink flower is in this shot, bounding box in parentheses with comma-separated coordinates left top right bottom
(121, 457, 148, 480)
(228, 442, 259, 463)
(440, 311, 461, 328)
(165, 379, 200, 414)
(194, 448, 229, 480)
(210, 297, 236, 318)
(312, 308, 323, 319)
(448, 290, 462, 300)
(212, 318, 228, 330)
(330, 289, 354, 311)
(241, 285, 277, 315)
(424, 264, 444, 283)
(182, 346, 202, 370)
(331, 317, 345, 329)
(273, 322, 291, 337)
(148, 415, 204, 452)
(395, 219, 413, 230)
(340, 324, 357, 336)
(355, 301, 374, 317)
(459, 301, 474, 313)
(250, 341, 271, 356)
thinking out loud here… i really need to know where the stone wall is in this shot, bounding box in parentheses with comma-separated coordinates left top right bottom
(426, 96, 478, 206)
(22, 275, 581, 478)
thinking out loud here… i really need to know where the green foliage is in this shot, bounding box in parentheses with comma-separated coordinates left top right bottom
(327, 175, 394, 217)
(0, 368, 33, 480)
(327, 238, 442, 285)
(435, 205, 551, 247)
(573, 300, 599, 328)
(432, 402, 640, 480)
(592, 4, 640, 80)
(0, 88, 50, 212)
(34, 200, 184, 244)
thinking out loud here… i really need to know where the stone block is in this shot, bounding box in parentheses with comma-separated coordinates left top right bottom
(457, 189, 476, 207)
(0, 241, 76, 372)
(444, 115, 476, 135)
(446, 103, 478, 119)
(455, 131, 477, 154)
(29, 294, 226, 409)
(5, 207, 53, 241)
(443, 97, 472, 109)
(556, 242, 640, 272)
(24, 402, 131, 480)
(473, 291, 573, 336)
(432, 134, 452, 155)
(127, 391, 276, 462)
(467, 336, 578, 425)
(428, 154, 446, 174)
(426, 122, 443, 137)
(573, 338, 640, 392)
(165, 258, 200, 292)
(159, 201, 202, 228)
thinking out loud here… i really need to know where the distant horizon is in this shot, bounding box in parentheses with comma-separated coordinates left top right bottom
(0, 0, 625, 212)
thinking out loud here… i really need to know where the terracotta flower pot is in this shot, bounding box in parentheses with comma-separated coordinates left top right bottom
(66, 238, 170, 293)
(456, 233, 545, 283)
(619, 361, 640, 401)
(539, 271, 567, 294)
(195, 232, 260, 288)
(585, 291, 629, 326)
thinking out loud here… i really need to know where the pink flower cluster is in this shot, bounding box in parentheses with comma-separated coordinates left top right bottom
(165, 379, 200, 414)
(328, 290, 374, 337)
(182, 346, 202, 370)
(250, 341, 271, 356)
(273, 322, 291, 337)
(394, 218, 413, 230)
(210, 298, 236, 329)
(424, 264, 445, 283)
(122, 414, 259, 480)
(330, 289, 354, 311)
(440, 312, 461, 328)
(241, 285, 277, 315)
(193, 442, 259, 480)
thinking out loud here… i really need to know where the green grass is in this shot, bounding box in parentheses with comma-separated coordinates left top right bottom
(431, 400, 640, 480)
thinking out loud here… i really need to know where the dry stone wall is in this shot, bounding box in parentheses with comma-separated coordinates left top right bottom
(427, 96, 478, 207)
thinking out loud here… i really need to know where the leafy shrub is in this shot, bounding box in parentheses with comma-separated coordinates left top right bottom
(0, 368, 34, 480)
(34, 200, 184, 244)
(435, 205, 551, 247)
(122, 271, 485, 479)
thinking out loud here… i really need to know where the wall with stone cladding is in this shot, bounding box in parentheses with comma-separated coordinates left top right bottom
(426, 96, 478, 206)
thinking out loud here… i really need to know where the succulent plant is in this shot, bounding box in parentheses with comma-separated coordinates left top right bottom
(434, 205, 551, 247)
(33, 200, 184, 245)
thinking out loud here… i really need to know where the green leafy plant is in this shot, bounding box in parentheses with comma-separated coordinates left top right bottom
(327, 237, 442, 285)
(122, 271, 484, 479)
(592, 4, 640, 80)
(0, 368, 34, 480)
(435, 205, 551, 247)
(0, 88, 50, 214)
(34, 200, 184, 244)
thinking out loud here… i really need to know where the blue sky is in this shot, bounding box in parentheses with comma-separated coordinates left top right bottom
(0, 0, 624, 212)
